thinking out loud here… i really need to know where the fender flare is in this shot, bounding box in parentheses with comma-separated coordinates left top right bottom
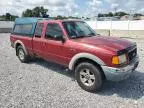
(68, 53, 106, 70)
(14, 40, 28, 55)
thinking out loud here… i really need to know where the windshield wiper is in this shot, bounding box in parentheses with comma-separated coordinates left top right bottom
(71, 34, 97, 39)
(71, 35, 85, 39)
(87, 33, 96, 36)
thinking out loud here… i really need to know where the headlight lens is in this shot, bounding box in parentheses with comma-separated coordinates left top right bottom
(112, 54, 127, 65)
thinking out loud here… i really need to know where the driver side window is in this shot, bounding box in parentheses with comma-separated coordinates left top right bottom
(46, 23, 63, 40)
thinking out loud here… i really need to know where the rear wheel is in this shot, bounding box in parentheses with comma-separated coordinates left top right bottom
(17, 45, 30, 63)
(75, 62, 103, 92)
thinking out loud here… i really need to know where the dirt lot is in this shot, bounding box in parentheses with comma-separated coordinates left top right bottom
(0, 33, 144, 108)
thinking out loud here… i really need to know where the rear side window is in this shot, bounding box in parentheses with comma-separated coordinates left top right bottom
(13, 24, 33, 36)
(13, 25, 22, 33)
(22, 24, 33, 34)
(35, 23, 43, 37)
(46, 23, 63, 39)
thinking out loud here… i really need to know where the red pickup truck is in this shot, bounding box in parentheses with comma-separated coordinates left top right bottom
(10, 18, 139, 92)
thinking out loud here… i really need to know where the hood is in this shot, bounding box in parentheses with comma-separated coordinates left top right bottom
(72, 35, 135, 52)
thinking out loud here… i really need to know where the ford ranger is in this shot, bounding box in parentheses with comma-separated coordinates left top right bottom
(10, 18, 139, 92)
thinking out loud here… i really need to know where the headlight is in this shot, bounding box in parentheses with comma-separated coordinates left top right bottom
(112, 54, 127, 65)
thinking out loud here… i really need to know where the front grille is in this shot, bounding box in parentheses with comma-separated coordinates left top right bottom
(128, 48, 137, 62)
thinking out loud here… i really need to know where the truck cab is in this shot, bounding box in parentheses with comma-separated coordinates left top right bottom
(10, 18, 139, 92)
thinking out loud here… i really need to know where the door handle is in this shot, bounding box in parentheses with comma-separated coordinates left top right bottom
(41, 42, 46, 46)
(69, 48, 76, 52)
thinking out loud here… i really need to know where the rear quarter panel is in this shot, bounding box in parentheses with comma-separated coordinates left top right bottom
(10, 34, 33, 56)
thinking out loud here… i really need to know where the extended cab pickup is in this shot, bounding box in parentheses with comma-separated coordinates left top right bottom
(10, 18, 139, 92)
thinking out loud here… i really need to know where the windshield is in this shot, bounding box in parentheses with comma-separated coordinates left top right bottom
(62, 21, 97, 39)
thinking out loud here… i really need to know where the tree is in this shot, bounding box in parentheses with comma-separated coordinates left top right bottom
(0, 13, 18, 21)
(56, 15, 63, 19)
(11, 15, 19, 21)
(114, 12, 128, 17)
(55, 15, 67, 20)
(98, 12, 113, 17)
(22, 6, 49, 17)
(5, 13, 11, 20)
(108, 12, 113, 17)
(39, 7, 49, 18)
(22, 9, 33, 17)
(98, 13, 104, 17)
(98, 11, 129, 18)
(134, 13, 143, 17)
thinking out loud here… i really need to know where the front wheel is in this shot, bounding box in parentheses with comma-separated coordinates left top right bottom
(75, 62, 103, 92)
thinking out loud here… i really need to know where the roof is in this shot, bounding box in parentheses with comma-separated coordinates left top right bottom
(15, 17, 83, 24)
(13, 17, 84, 36)
(38, 19, 83, 24)
(14, 17, 49, 35)
(61, 19, 83, 22)
(15, 17, 49, 24)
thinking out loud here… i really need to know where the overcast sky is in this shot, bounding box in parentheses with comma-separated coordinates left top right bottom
(0, 0, 144, 17)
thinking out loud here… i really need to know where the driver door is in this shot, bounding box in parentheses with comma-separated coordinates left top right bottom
(42, 22, 69, 65)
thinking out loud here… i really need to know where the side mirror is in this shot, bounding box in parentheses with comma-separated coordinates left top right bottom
(35, 34, 41, 38)
(61, 36, 66, 43)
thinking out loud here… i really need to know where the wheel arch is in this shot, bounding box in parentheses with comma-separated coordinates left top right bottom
(14, 40, 28, 55)
(68, 53, 106, 79)
(69, 53, 105, 70)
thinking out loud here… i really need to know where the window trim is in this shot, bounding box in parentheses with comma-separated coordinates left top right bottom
(12, 23, 34, 37)
(45, 23, 64, 40)
(34, 23, 43, 38)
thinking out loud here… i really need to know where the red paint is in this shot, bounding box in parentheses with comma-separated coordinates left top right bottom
(10, 20, 135, 68)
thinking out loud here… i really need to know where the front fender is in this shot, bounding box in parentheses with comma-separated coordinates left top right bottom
(68, 53, 106, 70)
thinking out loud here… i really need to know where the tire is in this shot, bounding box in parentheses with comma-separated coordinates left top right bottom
(16, 45, 30, 63)
(75, 62, 103, 92)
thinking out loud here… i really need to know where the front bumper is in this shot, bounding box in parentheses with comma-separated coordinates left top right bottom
(101, 56, 139, 81)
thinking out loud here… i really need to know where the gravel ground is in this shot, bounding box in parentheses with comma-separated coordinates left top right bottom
(0, 33, 144, 108)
